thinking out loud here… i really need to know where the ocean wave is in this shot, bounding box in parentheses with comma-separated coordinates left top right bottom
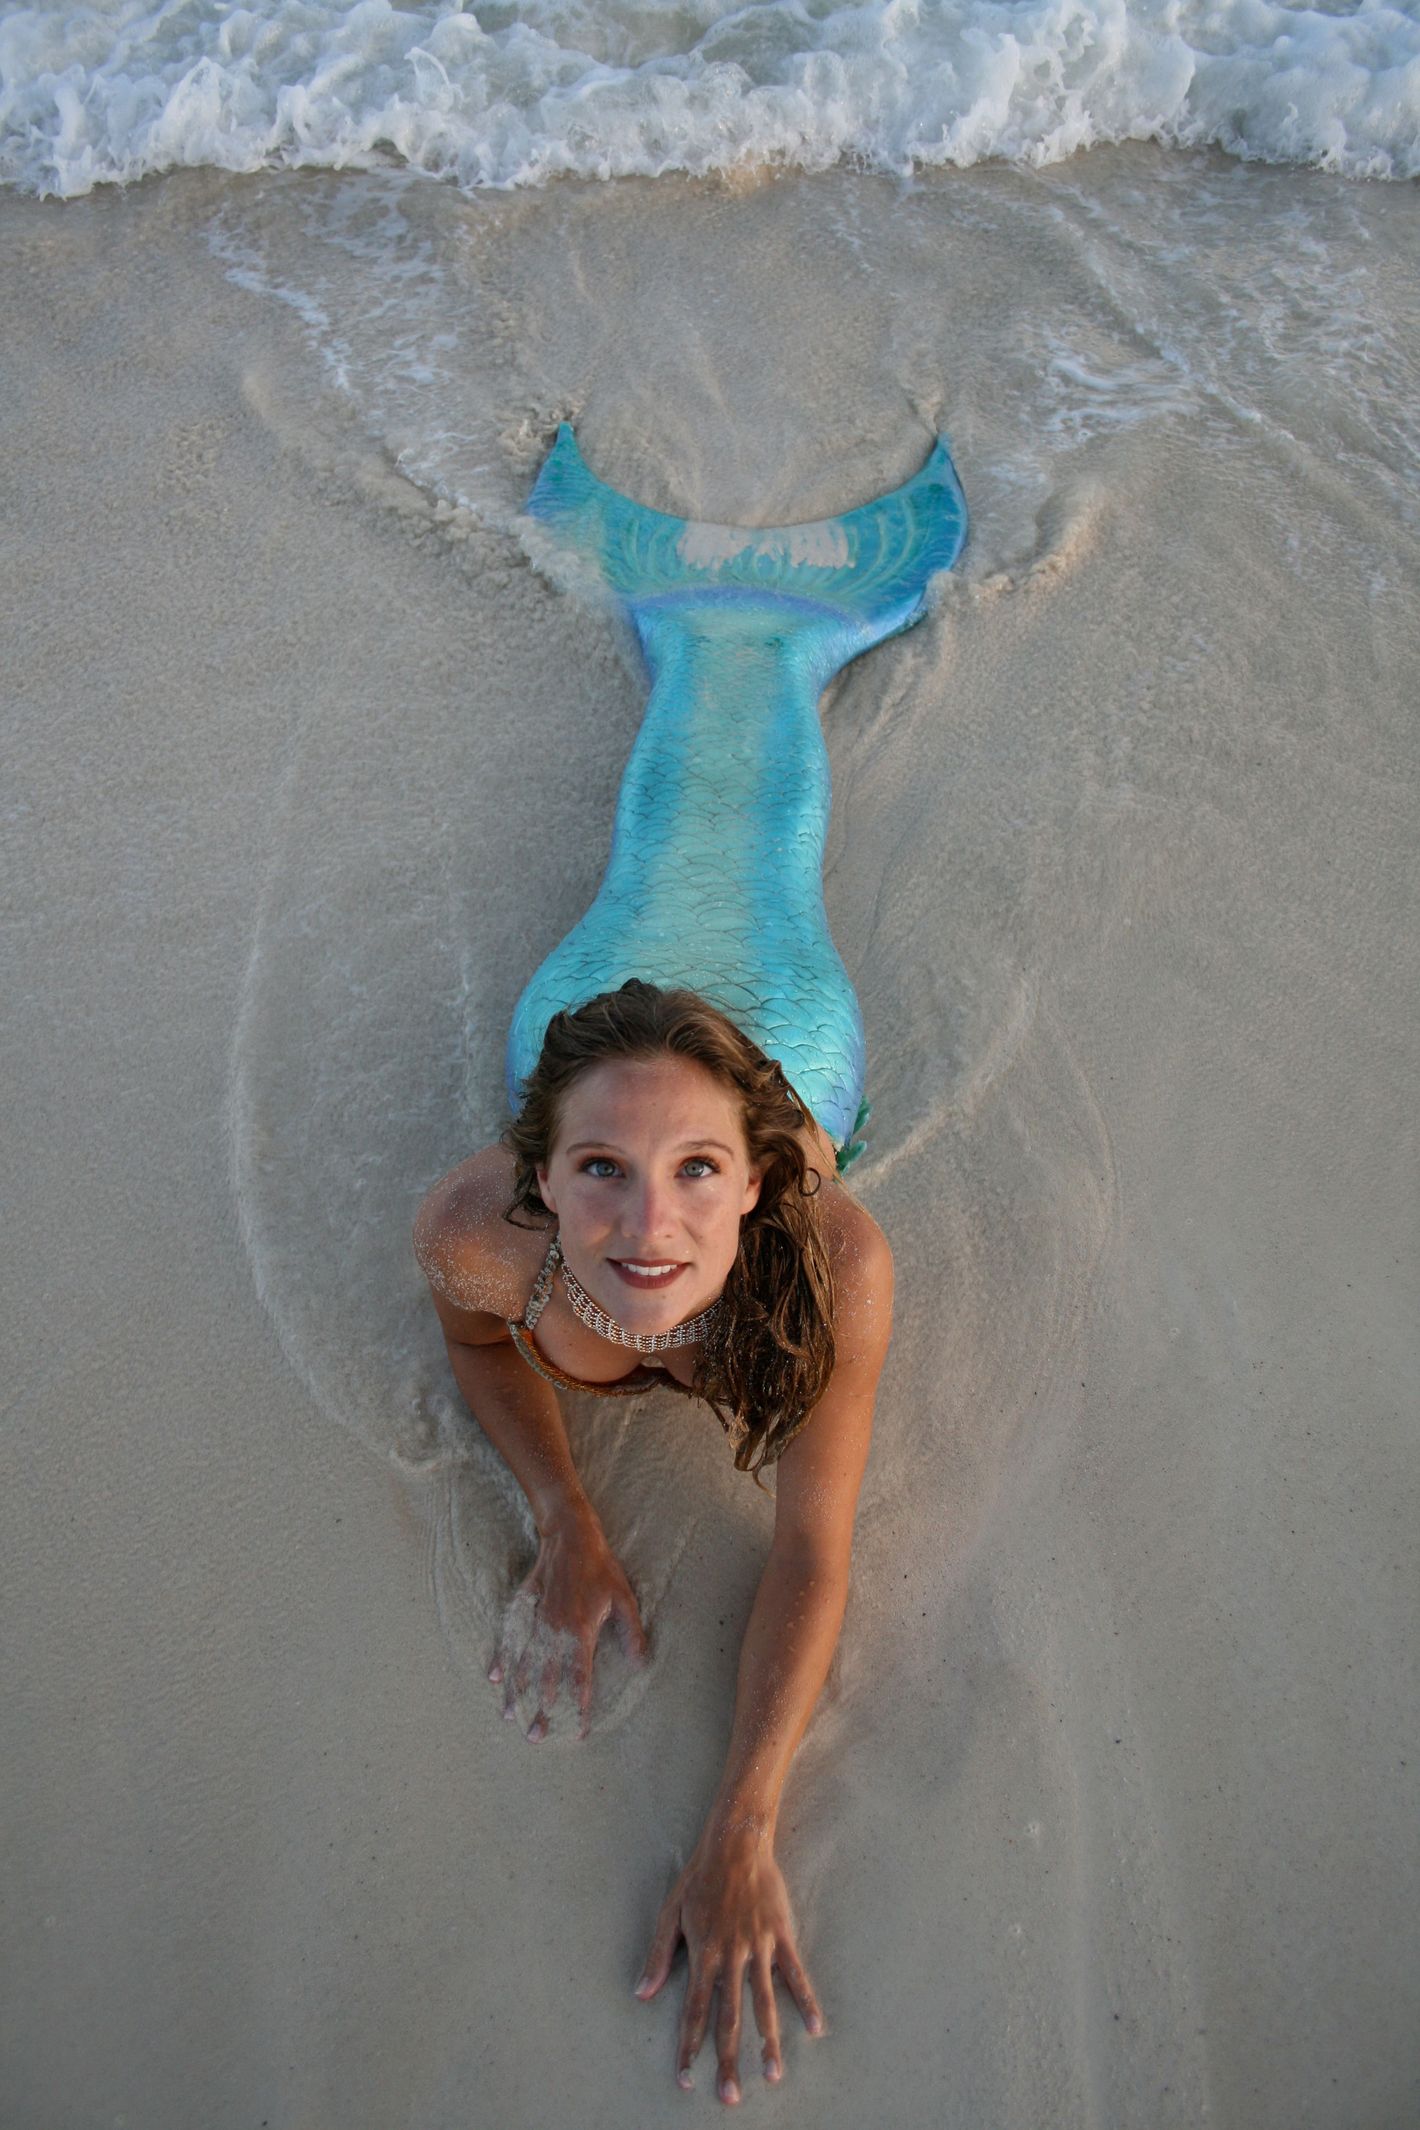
(3, 0, 1418, 198)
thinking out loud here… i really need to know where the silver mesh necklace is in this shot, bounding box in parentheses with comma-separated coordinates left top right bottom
(557, 1240, 722, 1352)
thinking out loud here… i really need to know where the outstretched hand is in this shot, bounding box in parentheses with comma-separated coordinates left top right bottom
(635, 1817, 825, 2103)
(489, 1504, 648, 1741)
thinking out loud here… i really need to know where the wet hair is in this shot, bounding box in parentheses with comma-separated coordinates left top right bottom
(502, 980, 836, 1480)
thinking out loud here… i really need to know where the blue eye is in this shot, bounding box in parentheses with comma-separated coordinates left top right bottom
(682, 1157, 720, 1178)
(581, 1157, 620, 1179)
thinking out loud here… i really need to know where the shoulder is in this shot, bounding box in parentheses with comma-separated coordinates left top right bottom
(412, 1144, 552, 1339)
(817, 1181, 893, 1296)
(818, 1185, 894, 1369)
(795, 1121, 894, 1308)
(769, 1184, 892, 1539)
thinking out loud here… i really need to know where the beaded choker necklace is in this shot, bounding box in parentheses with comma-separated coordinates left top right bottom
(557, 1243, 722, 1353)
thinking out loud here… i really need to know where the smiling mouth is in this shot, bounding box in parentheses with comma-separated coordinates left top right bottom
(608, 1259, 688, 1291)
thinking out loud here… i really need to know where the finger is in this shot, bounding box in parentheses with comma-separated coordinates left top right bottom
(615, 1589, 650, 1665)
(634, 1891, 684, 2000)
(497, 1592, 536, 1718)
(573, 1645, 593, 1742)
(526, 1653, 561, 1742)
(750, 1947, 783, 2083)
(775, 1938, 825, 2037)
(501, 1640, 527, 1724)
(715, 1954, 749, 2106)
(675, 1963, 719, 2090)
(488, 1620, 516, 1687)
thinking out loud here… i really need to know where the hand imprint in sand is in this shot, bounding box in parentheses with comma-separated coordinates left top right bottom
(488, 1511, 649, 1742)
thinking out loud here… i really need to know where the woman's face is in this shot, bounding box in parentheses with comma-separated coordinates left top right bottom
(536, 1054, 762, 1335)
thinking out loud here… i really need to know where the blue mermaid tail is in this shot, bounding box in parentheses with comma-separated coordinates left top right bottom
(505, 424, 968, 1164)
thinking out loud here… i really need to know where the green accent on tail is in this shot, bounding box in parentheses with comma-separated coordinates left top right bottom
(836, 1097, 872, 1173)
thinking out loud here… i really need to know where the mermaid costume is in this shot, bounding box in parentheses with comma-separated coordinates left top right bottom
(505, 425, 968, 1167)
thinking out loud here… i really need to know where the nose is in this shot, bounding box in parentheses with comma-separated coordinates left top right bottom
(619, 1173, 679, 1253)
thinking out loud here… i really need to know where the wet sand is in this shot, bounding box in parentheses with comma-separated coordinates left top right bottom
(4, 152, 1417, 2127)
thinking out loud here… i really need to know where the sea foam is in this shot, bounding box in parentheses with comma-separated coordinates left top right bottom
(3, 0, 1419, 199)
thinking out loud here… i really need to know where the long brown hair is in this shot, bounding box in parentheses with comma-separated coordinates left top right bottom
(503, 980, 836, 1478)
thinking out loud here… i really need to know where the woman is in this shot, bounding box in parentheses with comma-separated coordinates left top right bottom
(413, 426, 967, 2103)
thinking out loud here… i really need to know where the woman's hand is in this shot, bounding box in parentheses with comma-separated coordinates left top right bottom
(489, 1502, 648, 1741)
(635, 1815, 825, 2103)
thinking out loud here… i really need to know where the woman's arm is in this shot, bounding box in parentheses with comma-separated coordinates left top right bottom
(635, 1203, 894, 2099)
(414, 1172, 649, 1737)
(441, 1334, 650, 1738)
(438, 1326, 593, 1536)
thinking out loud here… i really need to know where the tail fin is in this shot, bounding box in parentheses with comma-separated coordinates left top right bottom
(526, 424, 967, 649)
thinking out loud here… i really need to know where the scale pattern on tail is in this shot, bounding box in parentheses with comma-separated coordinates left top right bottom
(506, 425, 968, 1160)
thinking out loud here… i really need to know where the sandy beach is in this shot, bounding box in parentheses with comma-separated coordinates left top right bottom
(4, 147, 1417, 2127)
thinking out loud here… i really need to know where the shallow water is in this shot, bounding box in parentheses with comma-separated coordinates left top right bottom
(7, 0, 1420, 195)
